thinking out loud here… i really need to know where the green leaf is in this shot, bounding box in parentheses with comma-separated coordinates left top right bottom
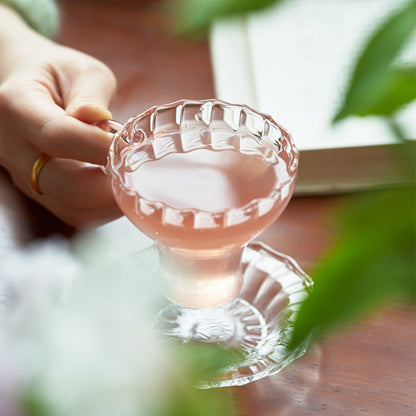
(334, 0, 416, 122)
(155, 343, 239, 416)
(172, 0, 283, 35)
(288, 185, 416, 351)
(20, 389, 53, 416)
(353, 65, 416, 116)
(160, 385, 234, 416)
(174, 342, 244, 381)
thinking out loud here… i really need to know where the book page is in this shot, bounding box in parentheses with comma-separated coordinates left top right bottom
(211, 0, 416, 151)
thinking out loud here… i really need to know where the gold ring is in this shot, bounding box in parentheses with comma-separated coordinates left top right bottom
(30, 154, 51, 195)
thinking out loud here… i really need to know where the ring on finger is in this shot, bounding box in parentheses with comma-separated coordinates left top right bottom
(30, 153, 51, 195)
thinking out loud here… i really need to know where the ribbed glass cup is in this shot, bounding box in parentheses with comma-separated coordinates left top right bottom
(107, 100, 311, 387)
(108, 99, 299, 309)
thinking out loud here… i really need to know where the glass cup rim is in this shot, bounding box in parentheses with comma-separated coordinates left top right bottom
(107, 99, 299, 218)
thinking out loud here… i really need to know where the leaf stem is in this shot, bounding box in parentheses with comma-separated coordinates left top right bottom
(386, 117, 409, 143)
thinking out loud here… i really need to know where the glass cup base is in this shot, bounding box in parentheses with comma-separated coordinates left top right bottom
(157, 298, 266, 347)
(154, 241, 314, 388)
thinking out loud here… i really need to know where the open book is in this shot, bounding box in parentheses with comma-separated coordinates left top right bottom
(210, 0, 415, 194)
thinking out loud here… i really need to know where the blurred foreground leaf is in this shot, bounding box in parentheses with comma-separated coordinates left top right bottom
(334, 0, 416, 121)
(176, 341, 243, 381)
(289, 180, 416, 351)
(21, 392, 53, 416)
(352, 65, 416, 117)
(172, 0, 282, 35)
(156, 343, 241, 416)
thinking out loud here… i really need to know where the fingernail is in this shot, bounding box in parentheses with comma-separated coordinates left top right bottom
(69, 102, 113, 123)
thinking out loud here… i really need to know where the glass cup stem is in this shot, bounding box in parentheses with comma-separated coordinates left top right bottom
(158, 245, 245, 309)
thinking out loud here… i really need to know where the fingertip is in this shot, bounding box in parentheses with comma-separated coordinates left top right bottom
(68, 102, 113, 124)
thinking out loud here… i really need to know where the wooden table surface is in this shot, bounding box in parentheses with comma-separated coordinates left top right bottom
(1, 1, 414, 415)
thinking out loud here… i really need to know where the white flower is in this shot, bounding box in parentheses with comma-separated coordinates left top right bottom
(0, 222, 168, 416)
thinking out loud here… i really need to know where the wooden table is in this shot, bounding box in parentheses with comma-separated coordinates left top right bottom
(1, 1, 414, 414)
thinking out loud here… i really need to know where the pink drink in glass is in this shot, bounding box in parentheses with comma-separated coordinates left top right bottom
(108, 100, 298, 308)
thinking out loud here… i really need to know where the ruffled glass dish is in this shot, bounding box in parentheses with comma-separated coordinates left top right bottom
(156, 241, 313, 388)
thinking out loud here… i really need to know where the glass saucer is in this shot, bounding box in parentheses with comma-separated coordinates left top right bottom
(154, 241, 314, 388)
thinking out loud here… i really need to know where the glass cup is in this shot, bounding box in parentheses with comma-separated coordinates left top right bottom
(107, 99, 311, 387)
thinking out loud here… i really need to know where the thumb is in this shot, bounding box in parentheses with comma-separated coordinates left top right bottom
(65, 64, 116, 124)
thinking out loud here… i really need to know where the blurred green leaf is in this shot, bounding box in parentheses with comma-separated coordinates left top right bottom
(288, 183, 416, 351)
(172, 0, 283, 35)
(160, 383, 234, 416)
(156, 343, 239, 416)
(351, 65, 416, 116)
(334, 0, 416, 122)
(174, 341, 244, 381)
(20, 390, 53, 416)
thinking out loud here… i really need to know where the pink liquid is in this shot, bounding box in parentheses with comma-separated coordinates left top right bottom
(116, 147, 294, 308)
(127, 149, 277, 211)
(119, 148, 291, 248)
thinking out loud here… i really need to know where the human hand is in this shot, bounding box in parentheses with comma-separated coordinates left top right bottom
(0, 7, 121, 228)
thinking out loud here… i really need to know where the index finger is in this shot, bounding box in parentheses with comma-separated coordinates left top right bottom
(10, 83, 114, 165)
